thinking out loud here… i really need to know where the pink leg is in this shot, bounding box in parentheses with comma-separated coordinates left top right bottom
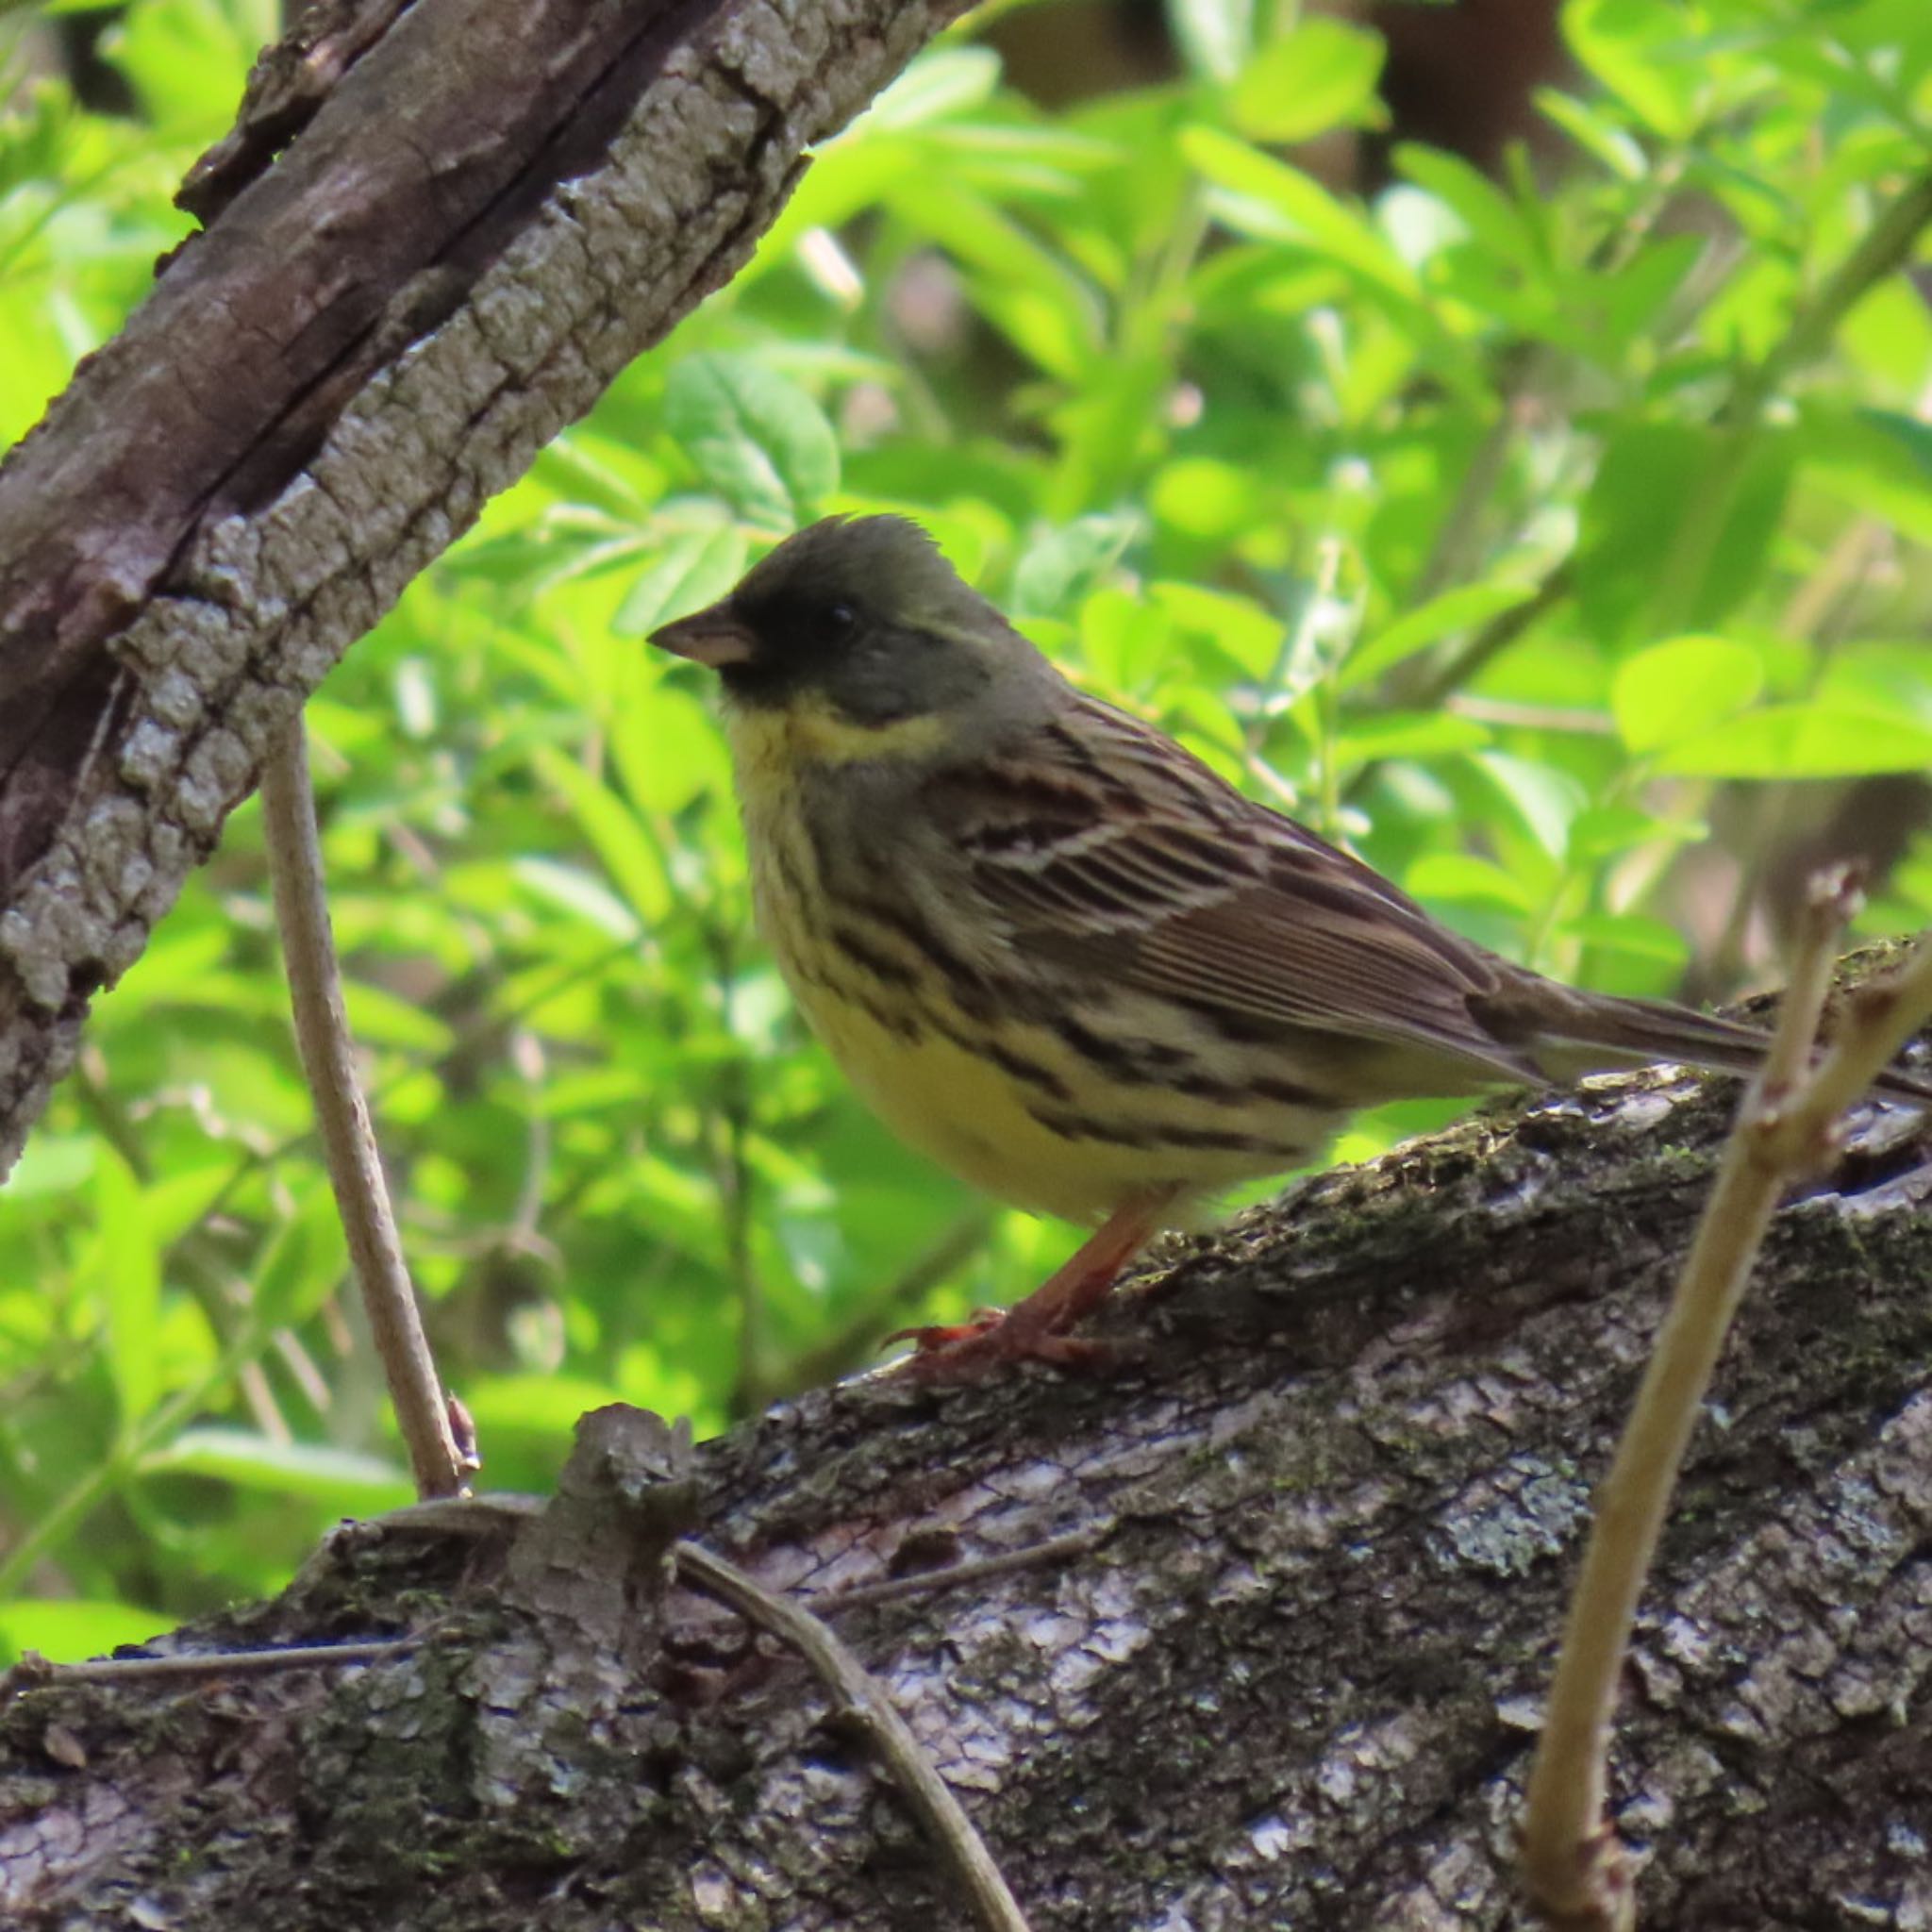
(888, 1186, 1182, 1381)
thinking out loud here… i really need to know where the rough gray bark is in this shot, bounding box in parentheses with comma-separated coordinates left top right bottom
(5, 1009, 1931, 1931)
(0, 0, 970, 1176)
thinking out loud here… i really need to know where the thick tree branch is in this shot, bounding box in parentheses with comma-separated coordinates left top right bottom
(0, 0, 970, 1175)
(4, 958, 1929, 1928)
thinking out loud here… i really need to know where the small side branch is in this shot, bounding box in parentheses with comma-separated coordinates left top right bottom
(3, 1635, 416, 1701)
(259, 720, 470, 1501)
(1520, 879, 1932, 1929)
(676, 1540, 1035, 1932)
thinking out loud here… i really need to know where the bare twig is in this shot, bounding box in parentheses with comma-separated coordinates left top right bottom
(3, 1635, 415, 1702)
(1402, 561, 1574, 713)
(259, 720, 469, 1501)
(814, 1524, 1112, 1615)
(1520, 885, 1932, 1929)
(675, 1539, 1034, 1932)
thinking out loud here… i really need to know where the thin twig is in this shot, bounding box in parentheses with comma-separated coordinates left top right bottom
(259, 720, 469, 1501)
(814, 1524, 1111, 1615)
(675, 1540, 1034, 1932)
(3, 1636, 416, 1700)
(1402, 561, 1574, 713)
(1520, 887, 1932, 1930)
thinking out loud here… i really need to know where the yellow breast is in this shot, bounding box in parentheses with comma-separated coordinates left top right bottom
(723, 702, 1337, 1224)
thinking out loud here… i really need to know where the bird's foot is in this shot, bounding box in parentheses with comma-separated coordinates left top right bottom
(884, 1307, 1121, 1381)
(879, 1189, 1180, 1384)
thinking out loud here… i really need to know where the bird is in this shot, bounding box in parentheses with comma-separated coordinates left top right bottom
(650, 515, 1932, 1376)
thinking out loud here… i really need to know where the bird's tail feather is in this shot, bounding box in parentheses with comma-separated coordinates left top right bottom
(1540, 993, 1932, 1108)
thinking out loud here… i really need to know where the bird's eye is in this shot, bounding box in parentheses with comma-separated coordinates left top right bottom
(812, 601, 858, 645)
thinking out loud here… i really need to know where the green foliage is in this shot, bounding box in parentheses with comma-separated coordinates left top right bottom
(2, 0, 1930, 1653)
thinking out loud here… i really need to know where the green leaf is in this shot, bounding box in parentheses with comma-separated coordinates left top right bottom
(1805, 407, 1932, 543)
(1532, 87, 1647, 181)
(533, 745, 671, 923)
(611, 526, 749, 638)
(892, 182, 1101, 377)
(1405, 852, 1538, 915)
(252, 1181, 352, 1332)
(1611, 636, 1764, 753)
(513, 859, 643, 942)
(143, 1429, 414, 1511)
(1232, 20, 1386, 143)
(1078, 587, 1174, 693)
(1567, 805, 1706, 862)
(1578, 425, 1794, 641)
(662, 355, 839, 527)
(1563, 0, 1704, 141)
(1180, 125, 1476, 391)
(1332, 712, 1491, 766)
(1149, 581, 1283, 678)
(1011, 515, 1139, 616)
(0, 1598, 170, 1667)
(861, 46, 1003, 128)
(1557, 911, 1690, 968)
(110, 0, 270, 138)
(610, 686, 732, 817)
(1170, 0, 1255, 82)
(1393, 144, 1539, 270)
(1149, 457, 1258, 541)
(1182, 126, 1418, 297)
(341, 979, 458, 1054)
(461, 1373, 631, 1439)
(1657, 707, 1932, 778)
(1473, 751, 1586, 859)
(79, 1146, 161, 1429)
(1342, 582, 1538, 688)
(7, 1132, 95, 1198)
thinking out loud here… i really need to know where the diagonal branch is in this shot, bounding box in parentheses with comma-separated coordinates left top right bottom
(0, 0, 973, 1178)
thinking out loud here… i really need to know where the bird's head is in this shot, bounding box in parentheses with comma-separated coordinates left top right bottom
(650, 517, 1048, 742)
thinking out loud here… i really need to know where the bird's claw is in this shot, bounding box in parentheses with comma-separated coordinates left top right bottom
(882, 1312, 1122, 1382)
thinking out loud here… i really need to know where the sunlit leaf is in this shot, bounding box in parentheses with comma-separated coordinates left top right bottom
(1342, 582, 1538, 688)
(663, 354, 839, 526)
(1657, 707, 1932, 778)
(1611, 635, 1764, 753)
(0, 1598, 170, 1667)
(1405, 852, 1538, 914)
(79, 1146, 161, 1429)
(1557, 911, 1690, 967)
(1231, 20, 1386, 143)
(1472, 751, 1587, 859)
(533, 744, 671, 923)
(1563, 0, 1705, 140)
(611, 526, 750, 638)
(1012, 514, 1140, 615)
(1170, 0, 1255, 82)
(861, 46, 1003, 128)
(142, 1429, 413, 1511)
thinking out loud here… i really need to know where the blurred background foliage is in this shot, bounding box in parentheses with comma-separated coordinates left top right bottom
(2, 0, 1930, 1660)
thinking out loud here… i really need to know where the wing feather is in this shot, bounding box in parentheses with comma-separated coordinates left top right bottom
(924, 695, 1538, 1085)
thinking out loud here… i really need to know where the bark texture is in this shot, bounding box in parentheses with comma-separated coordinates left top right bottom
(0, 0, 970, 1175)
(5, 1016, 1932, 1930)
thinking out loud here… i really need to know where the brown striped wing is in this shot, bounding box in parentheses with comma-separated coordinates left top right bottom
(924, 696, 1545, 1090)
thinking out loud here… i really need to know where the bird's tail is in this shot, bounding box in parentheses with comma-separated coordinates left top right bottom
(1537, 991, 1932, 1108)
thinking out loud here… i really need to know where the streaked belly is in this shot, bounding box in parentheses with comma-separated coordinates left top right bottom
(794, 969, 1337, 1224)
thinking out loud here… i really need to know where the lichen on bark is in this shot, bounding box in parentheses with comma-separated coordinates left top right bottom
(4, 1021, 1930, 1929)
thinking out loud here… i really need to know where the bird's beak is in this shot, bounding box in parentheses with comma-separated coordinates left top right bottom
(649, 601, 758, 670)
